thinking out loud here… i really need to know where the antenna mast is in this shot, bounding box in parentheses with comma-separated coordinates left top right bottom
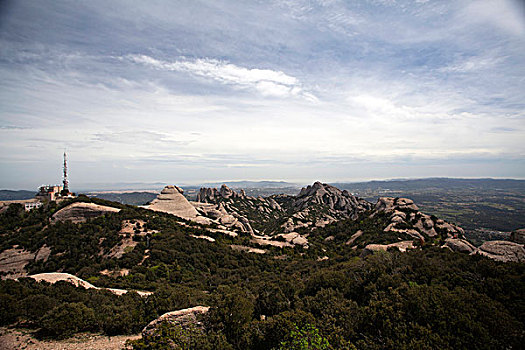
(63, 151, 69, 193)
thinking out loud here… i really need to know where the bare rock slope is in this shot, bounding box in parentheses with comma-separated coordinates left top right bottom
(29, 272, 153, 296)
(148, 186, 201, 220)
(52, 202, 120, 223)
(475, 241, 525, 262)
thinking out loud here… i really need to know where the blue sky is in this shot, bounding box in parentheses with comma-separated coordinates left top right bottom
(0, 0, 524, 189)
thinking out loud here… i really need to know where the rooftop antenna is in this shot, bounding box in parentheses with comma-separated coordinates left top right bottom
(63, 150, 69, 193)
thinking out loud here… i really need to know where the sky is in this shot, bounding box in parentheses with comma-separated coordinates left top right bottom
(0, 0, 524, 189)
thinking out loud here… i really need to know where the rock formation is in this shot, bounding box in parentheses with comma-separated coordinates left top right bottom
(361, 241, 416, 257)
(441, 238, 477, 254)
(52, 202, 121, 223)
(28, 272, 152, 296)
(0, 246, 51, 279)
(196, 184, 244, 203)
(148, 186, 201, 220)
(142, 306, 210, 337)
(475, 241, 525, 262)
(294, 182, 371, 218)
(373, 197, 464, 242)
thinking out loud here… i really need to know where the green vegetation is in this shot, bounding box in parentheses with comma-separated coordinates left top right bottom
(0, 196, 524, 349)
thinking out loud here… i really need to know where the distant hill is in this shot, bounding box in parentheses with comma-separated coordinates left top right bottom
(332, 178, 525, 192)
(0, 190, 35, 201)
(196, 180, 298, 189)
(87, 191, 158, 206)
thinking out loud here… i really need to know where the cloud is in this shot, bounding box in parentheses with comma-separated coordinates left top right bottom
(459, 0, 525, 37)
(439, 54, 504, 73)
(127, 54, 317, 100)
(0, 1, 524, 187)
(92, 131, 192, 146)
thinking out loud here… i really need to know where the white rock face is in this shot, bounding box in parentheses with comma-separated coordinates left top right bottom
(148, 185, 201, 220)
(28, 272, 152, 296)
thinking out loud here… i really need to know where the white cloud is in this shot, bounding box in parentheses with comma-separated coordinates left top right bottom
(460, 0, 525, 37)
(439, 54, 504, 73)
(127, 54, 316, 100)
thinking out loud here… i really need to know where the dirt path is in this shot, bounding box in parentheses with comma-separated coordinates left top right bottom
(0, 327, 140, 350)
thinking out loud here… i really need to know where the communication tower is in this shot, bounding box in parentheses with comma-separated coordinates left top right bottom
(62, 151, 69, 193)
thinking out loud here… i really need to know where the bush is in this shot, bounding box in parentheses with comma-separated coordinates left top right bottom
(40, 302, 97, 338)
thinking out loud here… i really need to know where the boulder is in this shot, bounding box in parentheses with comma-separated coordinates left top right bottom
(361, 241, 416, 256)
(441, 238, 476, 254)
(142, 306, 210, 337)
(475, 241, 525, 262)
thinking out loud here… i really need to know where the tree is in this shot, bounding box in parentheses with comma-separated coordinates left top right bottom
(278, 323, 330, 350)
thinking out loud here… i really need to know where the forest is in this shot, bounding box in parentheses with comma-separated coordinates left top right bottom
(0, 197, 524, 349)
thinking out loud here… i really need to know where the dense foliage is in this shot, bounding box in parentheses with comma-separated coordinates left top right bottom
(0, 197, 524, 349)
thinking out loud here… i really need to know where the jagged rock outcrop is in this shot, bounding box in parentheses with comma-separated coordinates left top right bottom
(277, 182, 371, 234)
(196, 187, 220, 203)
(197, 185, 244, 202)
(52, 202, 121, 223)
(374, 197, 464, 242)
(511, 228, 525, 244)
(475, 241, 525, 262)
(142, 306, 210, 338)
(441, 238, 476, 254)
(294, 182, 371, 218)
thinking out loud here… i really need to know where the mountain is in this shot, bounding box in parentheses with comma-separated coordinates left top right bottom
(0, 183, 523, 349)
(87, 191, 158, 206)
(198, 180, 298, 189)
(332, 177, 525, 192)
(0, 190, 35, 200)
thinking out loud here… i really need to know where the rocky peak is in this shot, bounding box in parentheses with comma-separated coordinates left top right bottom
(161, 185, 184, 195)
(219, 184, 234, 198)
(374, 197, 419, 213)
(149, 185, 202, 221)
(196, 187, 219, 203)
(294, 181, 371, 217)
(197, 185, 245, 203)
(373, 197, 464, 241)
